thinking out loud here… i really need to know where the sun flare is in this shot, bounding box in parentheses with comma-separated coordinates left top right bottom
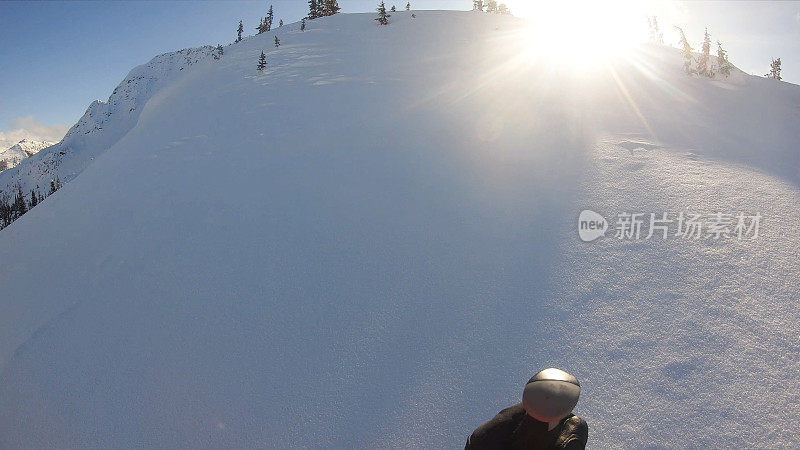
(511, 0, 650, 70)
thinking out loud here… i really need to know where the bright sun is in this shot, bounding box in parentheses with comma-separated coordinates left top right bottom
(510, 0, 651, 70)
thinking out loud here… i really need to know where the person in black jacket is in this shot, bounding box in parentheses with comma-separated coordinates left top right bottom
(465, 368, 588, 449)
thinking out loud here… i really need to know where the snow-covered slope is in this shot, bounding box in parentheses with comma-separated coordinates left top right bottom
(1, 11, 799, 448)
(0, 139, 53, 172)
(0, 46, 215, 194)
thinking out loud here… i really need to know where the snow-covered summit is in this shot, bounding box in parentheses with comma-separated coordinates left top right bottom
(0, 45, 215, 194)
(0, 139, 53, 172)
(1, 11, 799, 449)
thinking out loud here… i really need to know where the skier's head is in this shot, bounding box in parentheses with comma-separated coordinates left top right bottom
(522, 368, 581, 427)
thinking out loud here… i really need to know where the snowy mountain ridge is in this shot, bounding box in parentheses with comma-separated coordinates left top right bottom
(0, 139, 54, 172)
(0, 45, 215, 195)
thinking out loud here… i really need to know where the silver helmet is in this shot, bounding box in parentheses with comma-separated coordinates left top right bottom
(522, 368, 581, 429)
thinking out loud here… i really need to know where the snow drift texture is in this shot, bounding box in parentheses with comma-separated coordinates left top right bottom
(1, 11, 800, 448)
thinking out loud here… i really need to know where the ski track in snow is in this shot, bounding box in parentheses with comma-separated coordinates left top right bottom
(1, 11, 800, 449)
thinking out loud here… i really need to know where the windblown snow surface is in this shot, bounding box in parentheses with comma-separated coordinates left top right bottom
(1, 11, 800, 449)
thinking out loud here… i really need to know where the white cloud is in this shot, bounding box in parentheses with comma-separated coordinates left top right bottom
(0, 115, 69, 151)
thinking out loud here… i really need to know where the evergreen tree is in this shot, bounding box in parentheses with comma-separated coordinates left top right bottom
(308, 0, 318, 19)
(29, 189, 37, 208)
(257, 51, 267, 71)
(279, 19, 283, 27)
(49, 179, 56, 195)
(376, 1, 390, 25)
(487, 0, 497, 13)
(654, 17, 663, 44)
(473, 0, 484, 11)
(675, 26, 694, 75)
(321, 0, 340, 16)
(698, 27, 712, 77)
(301, 17, 306, 31)
(213, 44, 224, 60)
(15, 186, 27, 216)
(257, 17, 267, 34)
(391, 5, 396, 12)
(717, 40, 731, 78)
(237, 20, 244, 42)
(0, 194, 10, 228)
(266, 5, 274, 31)
(38, 191, 44, 203)
(406, 2, 411, 10)
(274, 35, 280, 47)
(56, 175, 62, 190)
(767, 58, 782, 80)
(647, 17, 663, 44)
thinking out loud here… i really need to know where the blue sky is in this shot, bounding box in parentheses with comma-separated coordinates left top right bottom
(1, 0, 798, 144)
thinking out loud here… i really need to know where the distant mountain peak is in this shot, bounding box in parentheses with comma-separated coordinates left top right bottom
(0, 139, 54, 172)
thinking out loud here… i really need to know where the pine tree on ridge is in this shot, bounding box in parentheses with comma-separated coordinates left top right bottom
(675, 26, 694, 75)
(376, 1, 390, 25)
(717, 40, 731, 78)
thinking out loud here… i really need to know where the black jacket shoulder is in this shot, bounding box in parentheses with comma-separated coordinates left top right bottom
(466, 404, 588, 450)
(555, 415, 588, 450)
(466, 404, 527, 449)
